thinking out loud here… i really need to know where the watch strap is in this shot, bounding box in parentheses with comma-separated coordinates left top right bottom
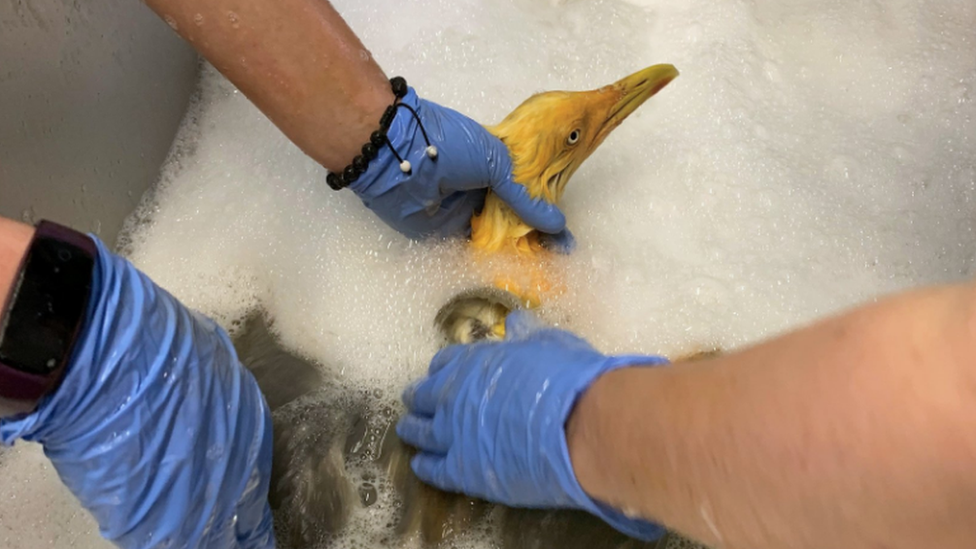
(0, 220, 96, 415)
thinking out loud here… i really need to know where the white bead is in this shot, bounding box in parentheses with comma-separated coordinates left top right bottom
(426, 146, 438, 159)
(400, 160, 412, 173)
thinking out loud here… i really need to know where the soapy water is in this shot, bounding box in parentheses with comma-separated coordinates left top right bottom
(240, 292, 682, 549)
(1, 0, 974, 546)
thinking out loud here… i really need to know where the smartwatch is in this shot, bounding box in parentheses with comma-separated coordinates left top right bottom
(0, 220, 96, 418)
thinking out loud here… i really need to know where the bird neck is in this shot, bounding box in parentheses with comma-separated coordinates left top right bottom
(469, 191, 542, 256)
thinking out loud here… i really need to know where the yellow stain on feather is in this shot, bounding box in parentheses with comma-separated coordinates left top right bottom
(468, 64, 680, 306)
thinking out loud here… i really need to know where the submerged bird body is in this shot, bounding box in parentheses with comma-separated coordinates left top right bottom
(469, 64, 679, 305)
(240, 298, 714, 549)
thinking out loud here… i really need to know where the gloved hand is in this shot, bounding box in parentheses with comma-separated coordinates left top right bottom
(348, 87, 573, 246)
(396, 311, 669, 541)
(0, 238, 275, 549)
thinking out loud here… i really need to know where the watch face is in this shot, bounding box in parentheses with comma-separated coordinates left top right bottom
(0, 221, 95, 402)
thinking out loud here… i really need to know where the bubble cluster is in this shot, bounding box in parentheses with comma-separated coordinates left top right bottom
(2, 0, 974, 546)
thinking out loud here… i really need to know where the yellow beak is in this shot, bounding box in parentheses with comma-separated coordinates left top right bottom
(597, 64, 679, 142)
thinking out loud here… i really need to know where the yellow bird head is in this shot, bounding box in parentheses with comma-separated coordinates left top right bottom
(471, 64, 679, 254)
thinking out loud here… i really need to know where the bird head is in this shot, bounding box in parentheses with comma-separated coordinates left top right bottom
(473, 64, 679, 254)
(487, 63, 678, 204)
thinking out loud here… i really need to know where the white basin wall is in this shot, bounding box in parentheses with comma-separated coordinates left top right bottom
(0, 0, 198, 245)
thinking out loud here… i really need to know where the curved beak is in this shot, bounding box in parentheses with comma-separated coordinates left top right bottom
(597, 64, 679, 141)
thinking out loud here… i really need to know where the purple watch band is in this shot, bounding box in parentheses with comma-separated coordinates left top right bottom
(0, 220, 96, 416)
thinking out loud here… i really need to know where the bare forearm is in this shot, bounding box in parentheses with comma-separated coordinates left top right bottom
(569, 281, 976, 549)
(0, 217, 35, 313)
(144, 0, 393, 171)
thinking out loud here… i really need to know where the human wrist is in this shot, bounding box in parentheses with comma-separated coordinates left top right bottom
(327, 78, 425, 191)
(337, 78, 396, 171)
(562, 364, 668, 540)
(0, 220, 96, 419)
(563, 360, 670, 541)
(567, 360, 669, 498)
(566, 367, 624, 502)
(0, 218, 35, 314)
(0, 219, 36, 418)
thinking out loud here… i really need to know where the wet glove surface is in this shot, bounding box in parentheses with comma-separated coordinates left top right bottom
(397, 310, 669, 541)
(348, 88, 571, 243)
(0, 238, 275, 549)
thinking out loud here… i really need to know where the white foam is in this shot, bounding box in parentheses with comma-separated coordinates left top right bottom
(2, 0, 974, 546)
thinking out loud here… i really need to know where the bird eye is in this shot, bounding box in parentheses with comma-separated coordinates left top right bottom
(567, 130, 581, 145)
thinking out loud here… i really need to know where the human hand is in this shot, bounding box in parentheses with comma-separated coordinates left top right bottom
(0, 238, 275, 549)
(347, 87, 572, 244)
(396, 311, 668, 540)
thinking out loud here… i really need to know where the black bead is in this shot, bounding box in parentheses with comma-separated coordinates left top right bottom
(379, 105, 397, 129)
(361, 142, 378, 160)
(390, 77, 408, 98)
(327, 79, 411, 191)
(327, 172, 343, 190)
(352, 155, 368, 172)
(370, 131, 386, 148)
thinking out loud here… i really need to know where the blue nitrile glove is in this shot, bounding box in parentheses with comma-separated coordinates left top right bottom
(396, 311, 669, 541)
(0, 238, 275, 549)
(348, 87, 574, 248)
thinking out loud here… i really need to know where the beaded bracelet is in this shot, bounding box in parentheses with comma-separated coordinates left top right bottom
(327, 76, 439, 190)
